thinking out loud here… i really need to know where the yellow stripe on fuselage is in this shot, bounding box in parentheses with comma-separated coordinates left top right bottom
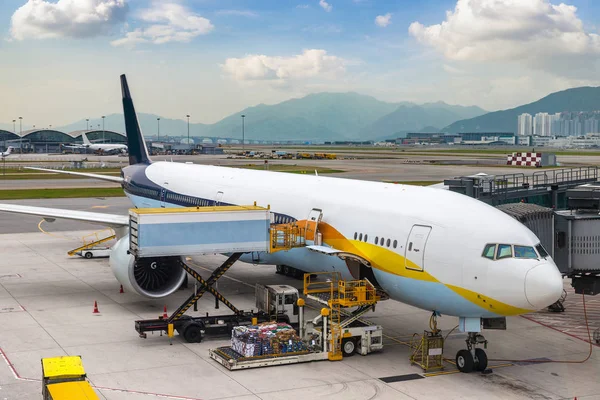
(315, 221, 533, 316)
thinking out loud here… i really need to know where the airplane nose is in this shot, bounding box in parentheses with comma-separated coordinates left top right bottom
(525, 263, 563, 309)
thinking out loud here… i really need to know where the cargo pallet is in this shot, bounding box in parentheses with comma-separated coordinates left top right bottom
(209, 346, 328, 370)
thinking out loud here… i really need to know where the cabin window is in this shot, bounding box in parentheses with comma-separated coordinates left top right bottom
(496, 244, 512, 259)
(514, 245, 538, 259)
(364, 234, 368, 242)
(393, 240, 398, 249)
(380, 237, 385, 246)
(354, 232, 357, 240)
(536, 243, 549, 258)
(359, 233, 363, 241)
(386, 239, 391, 247)
(375, 237, 379, 245)
(482, 244, 496, 260)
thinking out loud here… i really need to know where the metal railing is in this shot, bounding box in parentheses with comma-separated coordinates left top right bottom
(480, 166, 599, 196)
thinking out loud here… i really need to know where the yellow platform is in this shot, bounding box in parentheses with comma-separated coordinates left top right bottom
(42, 356, 86, 380)
(47, 381, 99, 400)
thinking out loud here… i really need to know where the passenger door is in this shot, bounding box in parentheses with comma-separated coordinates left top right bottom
(214, 191, 224, 206)
(305, 208, 323, 242)
(405, 225, 431, 271)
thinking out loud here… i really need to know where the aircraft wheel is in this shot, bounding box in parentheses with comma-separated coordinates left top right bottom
(456, 349, 474, 373)
(475, 348, 488, 371)
(283, 265, 293, 276)
(276, 265, 283, 274)
(342, 338, 356, 357)
(84, 252, 93, 259)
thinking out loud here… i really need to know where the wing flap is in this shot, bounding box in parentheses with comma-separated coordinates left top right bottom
(0, 204, 129, 228)
(24, 167, 123, 183)
(306, 245, 371, 267)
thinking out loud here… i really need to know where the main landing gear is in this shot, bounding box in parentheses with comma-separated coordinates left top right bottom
(456, 332, 488, 373)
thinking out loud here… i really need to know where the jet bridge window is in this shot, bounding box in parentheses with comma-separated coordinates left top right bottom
(482, 244, 496, 260)
(496, 244, 513, 260)
(514, 245, 538, 259)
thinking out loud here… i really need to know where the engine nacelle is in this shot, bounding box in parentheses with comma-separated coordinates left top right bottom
(109, 235, 187, 298)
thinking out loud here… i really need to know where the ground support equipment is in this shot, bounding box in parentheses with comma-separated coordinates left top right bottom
(134, 254, 285, 343)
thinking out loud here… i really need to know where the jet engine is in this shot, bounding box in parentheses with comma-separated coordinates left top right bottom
(109, 235, 187, 298)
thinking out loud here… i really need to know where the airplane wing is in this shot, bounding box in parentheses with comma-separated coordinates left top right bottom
(306, 245, 372, 266)
(0, 204, 128, 228)
(24, 167, 123, 183)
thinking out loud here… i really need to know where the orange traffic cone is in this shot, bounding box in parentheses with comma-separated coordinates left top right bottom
(93, 301, 100, 314)
(119, 285, 124, 294)
(162, 305, 168, 319)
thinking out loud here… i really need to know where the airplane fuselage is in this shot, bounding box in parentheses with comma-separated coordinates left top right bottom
(122, 161, 564, 319)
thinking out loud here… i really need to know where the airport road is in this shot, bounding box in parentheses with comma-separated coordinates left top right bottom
(0, 156, 576, 190)
(0, 197, 132, 234)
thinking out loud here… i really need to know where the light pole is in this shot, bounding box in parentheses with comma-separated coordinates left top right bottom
(86, 118, 89, 131)
(18, 117, 22, 154)
(241, 114, 245, 151)
(12, 119, 15, 133)
(186, 114, 190, 153)
(157, 118, 160, 142)
(102, 116, 105, 143)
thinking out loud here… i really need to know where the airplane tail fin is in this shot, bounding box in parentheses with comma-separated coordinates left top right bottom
(81, 132, 92, 145)
(121, 74, 150, 165)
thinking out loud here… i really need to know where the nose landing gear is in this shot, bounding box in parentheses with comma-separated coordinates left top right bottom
(456, 332, 488, 373)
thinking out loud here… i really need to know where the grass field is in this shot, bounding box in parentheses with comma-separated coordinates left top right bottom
(384, 180, 441, 186)
(0, 188, 125, 200)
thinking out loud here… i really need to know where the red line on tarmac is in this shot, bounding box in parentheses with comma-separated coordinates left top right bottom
(0, 347, 204, 399)
(520, 316, 599, 347)
(0, 348, 39, 382)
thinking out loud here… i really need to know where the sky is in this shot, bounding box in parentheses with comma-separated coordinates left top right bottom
(1, 0, 599, 128)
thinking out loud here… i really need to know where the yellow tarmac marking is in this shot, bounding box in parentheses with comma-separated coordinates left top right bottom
(37, 220, 71, 240)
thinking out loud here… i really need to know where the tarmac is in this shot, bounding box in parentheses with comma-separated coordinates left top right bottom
(0, 222, 598, 399)
(0, 152, 599, 399)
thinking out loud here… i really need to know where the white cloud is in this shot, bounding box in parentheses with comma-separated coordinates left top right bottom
(296, 4, 310, 9)
(215, 10, 258, 18)
(409, 0, 600, 66)
(111, 2, 213, 47)
(221, 49, 346, 83)
(319, 0, 332, 12)
(10, 0, 127, 40)
(375, 13, 391, 28)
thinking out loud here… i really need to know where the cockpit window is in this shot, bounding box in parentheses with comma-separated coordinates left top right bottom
(514, 245, 538, 259)
(482, 244, 496, 260)
(496, 244, 512, 260)
(535, 244, 549, 258)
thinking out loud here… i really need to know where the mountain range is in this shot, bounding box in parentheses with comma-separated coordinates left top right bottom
(6, 86, 599, 141)
(30, 93, 486, 141)
(444, 87, 600, 134)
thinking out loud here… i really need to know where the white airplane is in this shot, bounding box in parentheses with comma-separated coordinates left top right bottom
(81, 132, 128, 154)
(1, 146, 14, 158)
(0, 75, 563, 373)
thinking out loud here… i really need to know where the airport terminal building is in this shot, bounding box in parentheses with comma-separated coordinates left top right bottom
(0, 129, 126, 153)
